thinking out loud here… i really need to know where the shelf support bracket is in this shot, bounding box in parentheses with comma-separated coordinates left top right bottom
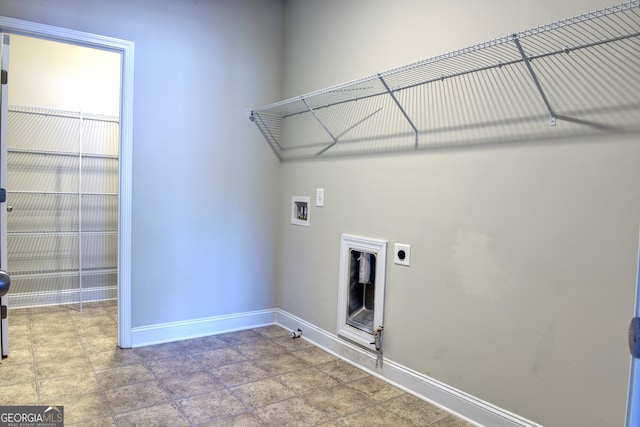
(379, 74, 419, 146)
(512, 34, 557, 126)
(303, 98, 339, 148)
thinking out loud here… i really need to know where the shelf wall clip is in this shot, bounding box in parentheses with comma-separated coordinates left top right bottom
(512, 34, 557, 127)
(378, 74, 419, 147)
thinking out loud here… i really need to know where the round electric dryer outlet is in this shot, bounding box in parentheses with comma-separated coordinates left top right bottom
(394, 243, 411, 266)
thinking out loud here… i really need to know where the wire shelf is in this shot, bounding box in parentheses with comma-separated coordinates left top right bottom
(6, 105, 120, 309)
(249, 1, 640, 161)
(7, 232, 117, 275)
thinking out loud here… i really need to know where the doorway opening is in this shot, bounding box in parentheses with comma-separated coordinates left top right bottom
(0, 16, 134, 348)
(6, 35, 120, 310)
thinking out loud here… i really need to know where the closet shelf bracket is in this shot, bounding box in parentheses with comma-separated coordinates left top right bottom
(512, 34, 557, 127)
(302, 98, 339, 156)
(378, 74, 419, 147)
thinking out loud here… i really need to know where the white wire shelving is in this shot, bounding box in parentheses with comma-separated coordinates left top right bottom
(5, 105, 119, 309)
(249, 1, 640, 161)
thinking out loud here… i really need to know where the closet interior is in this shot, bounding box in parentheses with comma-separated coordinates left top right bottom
(5, 105, 119, 309)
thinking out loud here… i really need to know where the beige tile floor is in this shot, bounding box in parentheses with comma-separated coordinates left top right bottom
(0, 301, 474, 426)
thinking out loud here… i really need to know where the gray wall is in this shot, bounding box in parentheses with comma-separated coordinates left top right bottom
(0, 0, 284, 326)
(2, 0, 638, 425)
(278, 1, 638, 426)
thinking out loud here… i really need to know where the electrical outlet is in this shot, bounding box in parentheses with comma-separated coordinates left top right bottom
(394, 243, 411, 266)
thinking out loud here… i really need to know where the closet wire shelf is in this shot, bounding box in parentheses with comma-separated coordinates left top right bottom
(249, 1, 640, 161)
(6, 105, 119, 308)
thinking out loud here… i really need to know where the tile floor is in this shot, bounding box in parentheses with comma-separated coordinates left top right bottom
(1, 301, 474, 426)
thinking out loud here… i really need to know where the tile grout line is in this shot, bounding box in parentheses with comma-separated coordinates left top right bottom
(13, 306, 473, 427)
(73, 306, 121, 427)
(28, 310, 40, 407)
(144, 342, 234, 426)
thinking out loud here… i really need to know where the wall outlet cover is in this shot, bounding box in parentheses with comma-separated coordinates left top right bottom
(316, 188, 324, 207)
(394, 243, 411, 266)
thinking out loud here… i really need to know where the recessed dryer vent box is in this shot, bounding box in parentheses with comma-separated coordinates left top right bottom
(291, 196, 310, 226)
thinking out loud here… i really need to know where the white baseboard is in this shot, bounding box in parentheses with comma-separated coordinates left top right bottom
(129, 307, 541, 427)
(275, 309, 543, 427)
(131, 308, 277, 347)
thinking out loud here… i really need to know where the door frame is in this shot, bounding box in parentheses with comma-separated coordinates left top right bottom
(1, 32, 10, 357)
(626, 231, 640, 426)
(0, 16, 133, 348)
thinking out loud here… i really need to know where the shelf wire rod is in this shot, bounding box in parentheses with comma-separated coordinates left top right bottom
(443, 78, 458, 139)
(254, 113, 283, 150)
(314, 115, 360, 157)
(475, 70, 513, 140)
(488, 67, 528, 132)
(538, 49, 602, 113)
(552, 47, 636, 131)
(582, 14, 626, 40)
(563, 42, 630, 108)
(382, 56, 524, 100)
(478, 71, 521, 140)
(452, 73, 471, 140)
(302, 98, 338, 149)
(560, 21, 602, 44)
(402, 86, 415, 142)
(432, 82, 444, 144)
(459, 71, 483, 139)
(252, 113, 283, 160)
(475, 69, 503, 126)
(78, 111, 83, 311)
(8, 106, 81, 120)
(481, 70, 502, 125)
(396, 32, 640, 102)
(512, 34, 557, 126)
(448, 75, 465, 140)
(282, 48, 524, 120)
(486, 68, 522, 130)
(537, 53, 625, 131)
(425, 82, 434, 146)
(586, 38, 640, 94)
(605, 35, 640, 74)
(9, 105, 120, 126)
(452, 49, 498, 73)
(437, 79, 448, 141)
(414, 82, 424, 141)
(378, 74, 418, 147)
(518, 29, 639, 67)
(336, 108, 383, 142)
(442, 78, 461, 145)
(514, 60, 550, 122)
(428, 81, 440, 140)
(492, 62, 523, 121)
(579, 46, 639, 108)
(455, 75, 477, 135)
(7, 147, 118, 160)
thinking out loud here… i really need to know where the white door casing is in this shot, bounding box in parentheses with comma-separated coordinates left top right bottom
(626, 231, 640, 426)
(0, 32, 10, 357)
(0, 16, 134, 348)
